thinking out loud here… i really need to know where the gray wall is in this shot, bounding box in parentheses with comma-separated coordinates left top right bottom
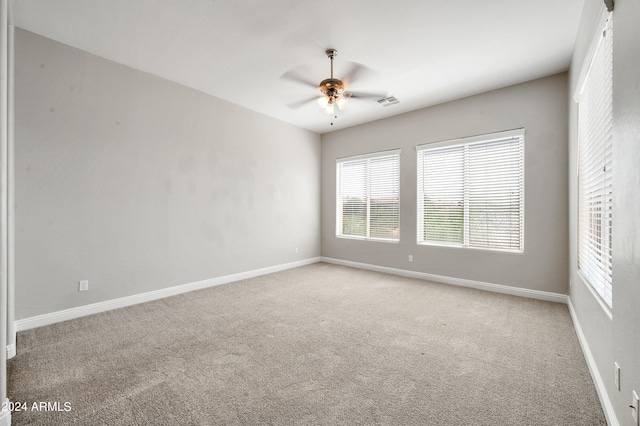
(15, 29, 321, 319)
(322, 73, 569, 294)
(569, 0, 640, 424)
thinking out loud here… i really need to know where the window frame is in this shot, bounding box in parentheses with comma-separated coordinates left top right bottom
(416, 128, 525, 253)
(335, 149, 401, 242)
(574, 5, 614, 309)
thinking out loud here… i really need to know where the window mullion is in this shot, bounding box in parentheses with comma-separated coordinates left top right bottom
(336, 164, 342, 235)
(463, 145, 470, 247)
(365, 159, 371, 238)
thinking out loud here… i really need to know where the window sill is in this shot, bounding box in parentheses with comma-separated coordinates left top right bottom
(575, 271, 613, 320)
(336, 235, 400, 244)
(416, 241, 524, 255)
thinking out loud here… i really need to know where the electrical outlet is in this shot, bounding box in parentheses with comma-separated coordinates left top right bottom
(78, 280, 89, 292)
(295, 247, 299, 254)
(408, 255, 413, 262)
(632, 390, 639, 426)
(614, 362, 621, 391)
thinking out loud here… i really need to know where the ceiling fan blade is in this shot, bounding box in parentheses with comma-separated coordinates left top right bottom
(285, 96, 318, 109)
(280, 69, 318, 89)
(341, 62, 375, 86)
(345, 91, 387, 100)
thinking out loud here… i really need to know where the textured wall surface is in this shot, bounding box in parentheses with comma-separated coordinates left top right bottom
(15, 29, 321, 319)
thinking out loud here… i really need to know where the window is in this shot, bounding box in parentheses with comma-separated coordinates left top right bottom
(417, 129, 524, 252)
(575, 8, 613, 307)
(336, 150, 400, 241)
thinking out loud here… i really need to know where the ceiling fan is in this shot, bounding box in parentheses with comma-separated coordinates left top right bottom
(281, 48, 384, 124)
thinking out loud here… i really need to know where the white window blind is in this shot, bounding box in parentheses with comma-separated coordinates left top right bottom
(336, 151, 400, 241)
(417, 129, 524, 252)
(577, 10, 613, 308)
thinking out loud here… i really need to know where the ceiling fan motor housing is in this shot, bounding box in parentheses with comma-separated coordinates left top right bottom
(319, 78, 345, 98)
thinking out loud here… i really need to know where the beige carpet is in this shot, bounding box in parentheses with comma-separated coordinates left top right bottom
(8, 262, 605, 425)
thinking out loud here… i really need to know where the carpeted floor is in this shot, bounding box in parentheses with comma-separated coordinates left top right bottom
(8, 262, 605, 425)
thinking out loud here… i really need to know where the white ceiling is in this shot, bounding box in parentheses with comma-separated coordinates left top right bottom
(12, 0, 585, 134)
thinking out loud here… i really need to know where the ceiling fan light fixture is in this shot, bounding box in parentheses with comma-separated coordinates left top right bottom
(337, 97, 347, 110)
(324, 101, 335, 115)
(317, 96, 329, 108)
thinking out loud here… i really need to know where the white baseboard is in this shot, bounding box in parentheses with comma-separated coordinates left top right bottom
(320, 257, 568, 304)
(0, 399, 10, 426)
(567, 296, 619, 426)
(14, 255, 566, 333)
(6, 342, 15, 360)
(15, 257, 322, 332)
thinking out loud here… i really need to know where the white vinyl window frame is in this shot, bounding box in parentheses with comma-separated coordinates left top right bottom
(336, 149, 400, 242)
(574, 5, 613, 309)
(416, 129, 525, 253)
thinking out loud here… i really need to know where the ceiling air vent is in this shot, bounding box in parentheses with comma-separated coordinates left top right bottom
(376, 96, 400, 107)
